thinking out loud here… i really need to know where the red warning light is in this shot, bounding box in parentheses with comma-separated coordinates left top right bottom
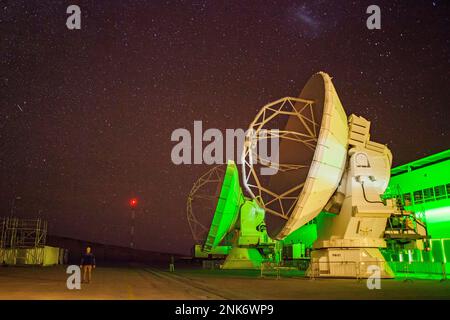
(129, 198, 138, 208)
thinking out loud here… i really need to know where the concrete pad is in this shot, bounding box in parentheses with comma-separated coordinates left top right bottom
(0, 265, 449, 300)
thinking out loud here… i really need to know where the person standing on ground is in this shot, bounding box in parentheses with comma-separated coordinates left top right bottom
(169, 255, 175, 272)
(80, 247, 96, 283)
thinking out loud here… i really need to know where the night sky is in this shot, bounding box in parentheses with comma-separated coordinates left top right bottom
(1, 1, 449, 254)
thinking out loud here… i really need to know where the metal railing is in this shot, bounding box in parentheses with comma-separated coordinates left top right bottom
(307, 260, 392, 279)
(0, 217, 48, 265)
(388, 261, 448, 280)
(260, 261, 302, 279)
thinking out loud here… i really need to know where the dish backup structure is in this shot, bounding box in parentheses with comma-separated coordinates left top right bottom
(187, 72, 426, 278)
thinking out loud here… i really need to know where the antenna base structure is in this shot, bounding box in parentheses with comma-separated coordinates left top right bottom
(222, 199, 274, 270)
(308, 115, 395, 278)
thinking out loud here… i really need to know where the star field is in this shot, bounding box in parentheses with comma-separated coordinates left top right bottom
(1, 1, 449, 254)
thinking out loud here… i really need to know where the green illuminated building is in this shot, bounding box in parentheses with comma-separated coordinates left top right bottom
(385, 149, 450, 265)
(284, 149, 450, 271)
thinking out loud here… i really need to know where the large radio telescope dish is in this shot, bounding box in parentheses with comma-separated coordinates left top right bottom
(242, 72, 348, 240)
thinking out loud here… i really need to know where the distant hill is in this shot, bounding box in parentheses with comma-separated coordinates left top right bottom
(47, 235, 184, 266)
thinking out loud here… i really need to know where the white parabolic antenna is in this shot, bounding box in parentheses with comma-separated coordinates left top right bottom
(243, 71, 399, 278)
(242, 72, 348, 240)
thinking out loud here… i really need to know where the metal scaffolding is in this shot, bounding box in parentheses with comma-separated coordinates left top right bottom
(0, 217, 48, 265)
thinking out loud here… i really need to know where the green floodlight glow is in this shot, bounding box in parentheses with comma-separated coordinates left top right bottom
(424, 206, 450, 223)
(283, 219, 318, 247)
(423, 206, 450, 239)
(386, 149, 450, 239)
(203, 160, 244, 252)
